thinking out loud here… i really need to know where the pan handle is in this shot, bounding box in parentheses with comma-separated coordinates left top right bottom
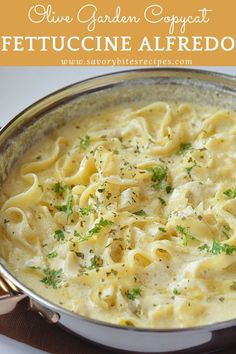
(0, 274, 26, 315)
(0, 274, 60, 323)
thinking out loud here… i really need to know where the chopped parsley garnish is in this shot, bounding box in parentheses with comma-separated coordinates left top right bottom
(224, 188, 236, 199)
(28, 266, 41, 270)
(158, 197, 166, 206)
(124, 320, 135, 327)
(40, 267, 63, 289)
(79, 205, 94, 216)
(152, 183, 172, 193)
(52, 182, 68, 197)
(125, 287, 142, 300)
(149, 164, 167, 183)
(38, 184, 44, 192)
(222, 224, 230, 238)
(88, 255, 103, 270)
(55, 192, 73, 221)
(88, 218, 113, 236)
(54, 229, 65, 241)
(47, 251, 58, 259)
(199, 240, 236, 255)
(106, 192, 112, 200)
(133, 210, 147, 217)
(158, 227, 166, 233)
(65, 193, 73, 221)
(75, 252, 84, 259)
(173, 288, 181, 295)
(165, 185, 172, 193)
(97, 188, 105, 193)
(177, 143, 192, 155)
(3, 219, 9, 224)
(106, 269, 118, 276)
(186, 161, 197, 176)
(79, 135, 90, 150)
(55, 205, 67, 212)
(176, 225, 195, 246)
(147, 164, 172, 194)
(77, 218, 113, 243)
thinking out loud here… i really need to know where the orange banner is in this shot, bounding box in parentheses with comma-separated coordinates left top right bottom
(0, 0, 235, 66)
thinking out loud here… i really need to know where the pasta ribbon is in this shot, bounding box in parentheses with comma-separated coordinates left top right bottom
(1, 102, 236, 328)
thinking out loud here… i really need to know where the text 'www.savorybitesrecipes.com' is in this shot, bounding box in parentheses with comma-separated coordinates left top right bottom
(61, 57, 193, 66)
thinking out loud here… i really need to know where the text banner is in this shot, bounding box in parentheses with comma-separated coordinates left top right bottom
(0, 0, 235, 66)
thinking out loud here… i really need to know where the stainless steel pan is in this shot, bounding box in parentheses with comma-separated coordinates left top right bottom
(1, 68, 236, 353)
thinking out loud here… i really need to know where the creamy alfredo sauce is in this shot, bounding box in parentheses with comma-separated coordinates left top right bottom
(1, 102, 236, 328)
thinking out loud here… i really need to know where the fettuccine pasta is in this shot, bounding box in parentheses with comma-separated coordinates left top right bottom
(1, 102, 236, 328)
